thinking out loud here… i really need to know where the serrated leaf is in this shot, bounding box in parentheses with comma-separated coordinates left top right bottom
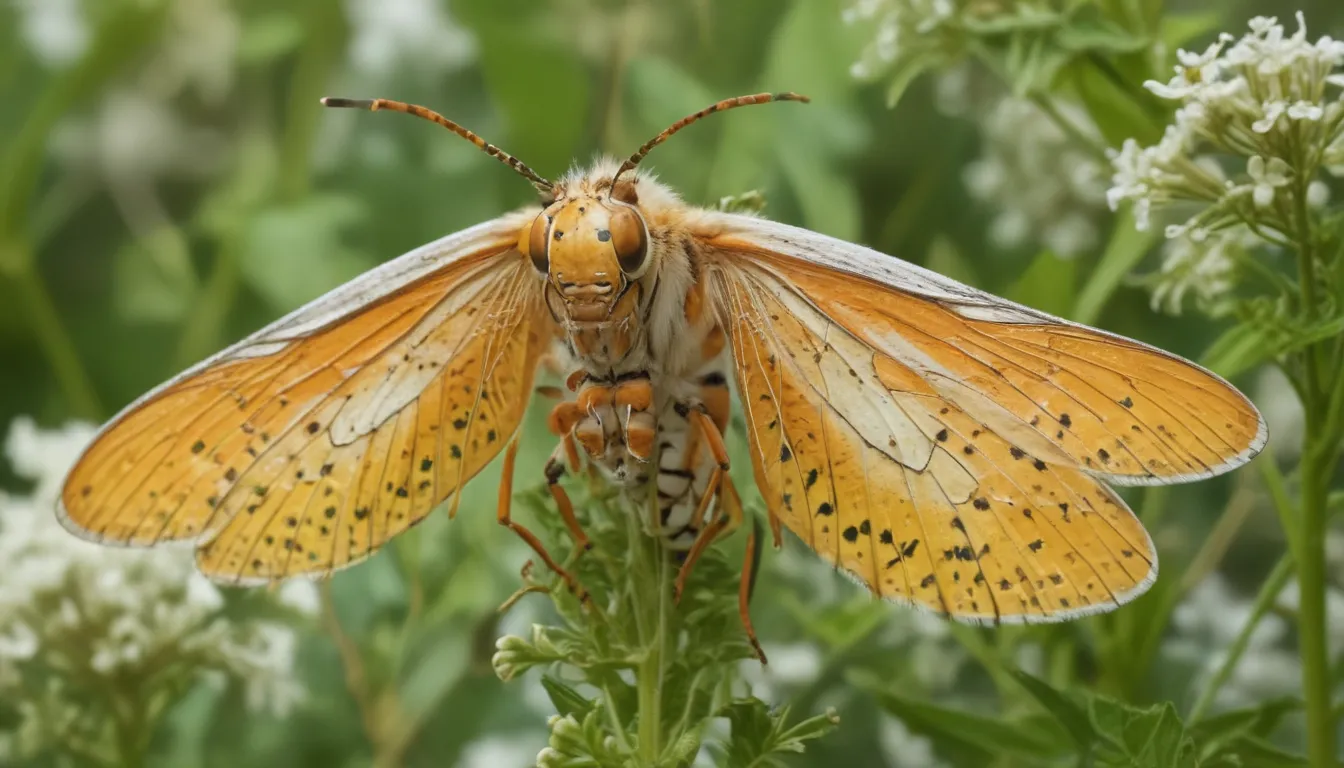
(1011, 670, 1095, 748)
(1073, 208, 1160, 324)
(717, 699, 835, 767)
(541, 675, 595, 720)
(1088, 697, 1196, 768)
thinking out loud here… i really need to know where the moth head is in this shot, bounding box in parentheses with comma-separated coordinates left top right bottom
(519, 192, 650, 324)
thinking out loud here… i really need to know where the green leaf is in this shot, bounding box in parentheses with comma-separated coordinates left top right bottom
(112, 229, 198, 324)
(239, 195, 372, 310)
(238, 11, 305, 63)
(776, 136, 861, 241)
(1008, 250, 1077, 317)
(1057, 8, 1149, 53)
(884, 54, 936, 108)
(856, 673, 1069, 762)
(1073, 61, 1164, 147)
(1191, 698, 1303, 762)
(1216, 735, 1312, 767)
(541, 675, 595, 720)
(1004, 32, 1072, 95)
(1073, 209, 1159, 324)
(963, 6, 1064, 35)
(1011, 670, 1095, 748)
(1159, 11, 1226, 51)
(397, 632, 469, 724)
(1200, 322, 1270, 379)
(717, 699, 837, 768)
(1088, 697, 1197, 768)
(924, 236, 981, 287)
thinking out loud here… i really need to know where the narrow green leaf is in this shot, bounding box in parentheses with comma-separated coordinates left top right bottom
(884, 55, 934, 108)
(856, 673, 1068, 760)
(1073, 61, 1164, 147)
(1073, 209, 1159, 324)
(541, 675, 595, 720)
(1057, 8, 1149, 52)
(1199, 323, 1270, 379)
(1011, 670, 1095, 748)
(1159, 11, 1226, 50)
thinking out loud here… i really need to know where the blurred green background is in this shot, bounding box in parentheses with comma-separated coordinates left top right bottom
(1, 0, 1340, 766)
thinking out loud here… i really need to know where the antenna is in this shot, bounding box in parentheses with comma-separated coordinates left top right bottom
(611, 92, 810, 187)
(321, 97, 553, 193)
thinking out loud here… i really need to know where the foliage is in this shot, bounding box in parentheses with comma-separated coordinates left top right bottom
(1, 0, 1342, 766)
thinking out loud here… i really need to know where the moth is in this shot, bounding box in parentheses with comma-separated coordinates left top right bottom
(59, 93, 1266, 659)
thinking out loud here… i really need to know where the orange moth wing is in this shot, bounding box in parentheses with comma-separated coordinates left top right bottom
(703, 214, 1265, 622)
(60, 213, 552, 584)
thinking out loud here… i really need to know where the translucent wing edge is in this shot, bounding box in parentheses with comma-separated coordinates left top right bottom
(703, 212, 1268, 484)
(56, 212, 531, 545)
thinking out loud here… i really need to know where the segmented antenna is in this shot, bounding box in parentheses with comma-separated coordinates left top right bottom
(611, 92, 810, 187)
(320, 97, 553, 193)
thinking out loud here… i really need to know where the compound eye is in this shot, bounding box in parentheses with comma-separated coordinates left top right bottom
(608, 205, 648, 276)
(526, 214, 550, 273)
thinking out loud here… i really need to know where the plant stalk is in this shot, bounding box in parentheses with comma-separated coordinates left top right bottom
(1290, 171, 1339, 768)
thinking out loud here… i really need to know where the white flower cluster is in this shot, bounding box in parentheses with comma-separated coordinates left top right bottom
(1146, 227, 1257, 317)
(1107, 14, 1344, 234)
(0, 418, 314, 758)
(963, 97, 1108, 257)
(843, 0, 960, 80)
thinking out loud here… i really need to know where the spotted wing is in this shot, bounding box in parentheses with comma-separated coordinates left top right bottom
(60, 213, 553, 584)
(703, 215, 1264, 622)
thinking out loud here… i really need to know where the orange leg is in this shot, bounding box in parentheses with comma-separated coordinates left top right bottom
(498, 437, 587, 601)
(688, 408, 729, 470)
(739, 516, 767, 665)
(545, 444, 591, 552)
(672, 466, 728, 602)
(672, 409, 738, 601)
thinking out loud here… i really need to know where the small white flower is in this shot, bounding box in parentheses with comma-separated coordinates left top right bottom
(1247, 155, 1290, 207)
(1252, 101, 1287, 133)
(12, 0, 88, 67)
(346, 0, 478, 76)
(1286, 100, 1323, 121)
(1307, 180, 1331, 208)
(276, 579, 320, 617)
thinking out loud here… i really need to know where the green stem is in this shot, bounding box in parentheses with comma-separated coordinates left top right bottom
(1187, 554, 1294, 723)
(636, 532, 667, 761)
(1297, 440, 1337, 768)
(1, 243, 102, 419)
(1290, 168, 1339, 768)
(1029, 94, 1112, 165)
